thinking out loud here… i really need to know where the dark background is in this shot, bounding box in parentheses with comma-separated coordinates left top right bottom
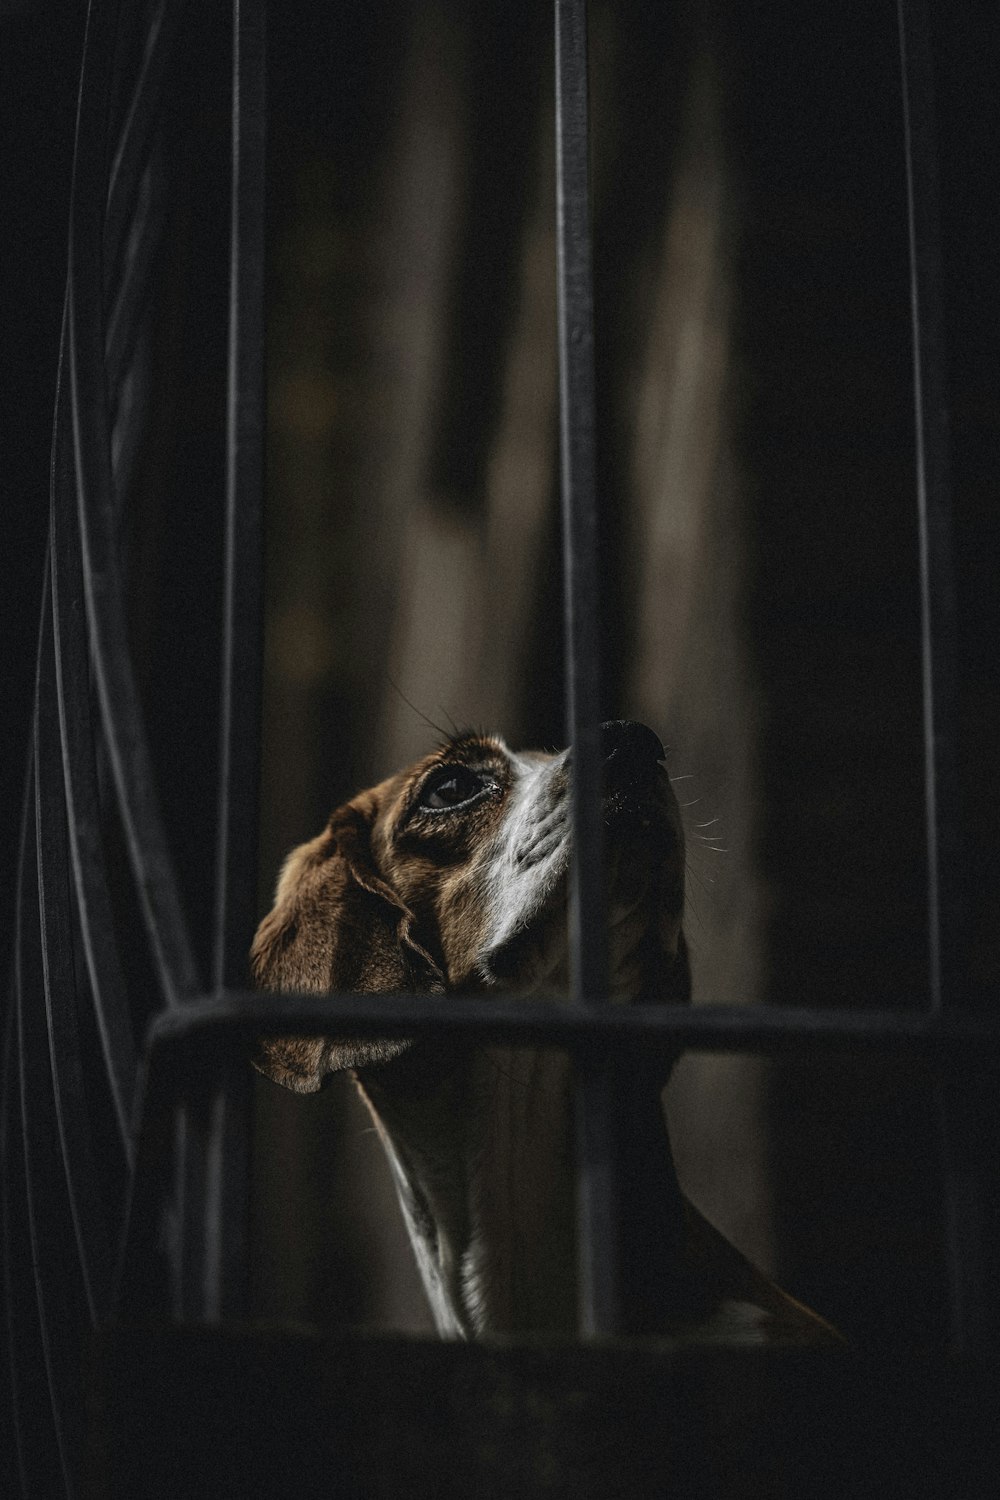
(3, 0, 998, 1350)
(2, 1, 87, 960)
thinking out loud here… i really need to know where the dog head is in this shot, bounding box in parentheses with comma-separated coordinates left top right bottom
(251, 719, 689, 1092)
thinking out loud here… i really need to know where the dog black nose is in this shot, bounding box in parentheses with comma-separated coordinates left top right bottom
(600, 720, 665, 791)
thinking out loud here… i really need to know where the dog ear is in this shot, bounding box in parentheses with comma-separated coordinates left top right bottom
(250, 801, 444, 1093)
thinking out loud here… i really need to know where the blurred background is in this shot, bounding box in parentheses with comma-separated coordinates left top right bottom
(255, 0, 776, 1337)
(3, 0, 998, 1348)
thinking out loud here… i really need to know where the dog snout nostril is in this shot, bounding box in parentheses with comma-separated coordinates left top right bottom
(600, 720, 665, 793)
(600, 719, 664, 761)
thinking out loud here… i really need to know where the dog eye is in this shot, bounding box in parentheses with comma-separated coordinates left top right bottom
(418, 767, 488, 811)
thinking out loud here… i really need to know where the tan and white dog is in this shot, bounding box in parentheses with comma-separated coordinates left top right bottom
(252, 720, 837, 1344)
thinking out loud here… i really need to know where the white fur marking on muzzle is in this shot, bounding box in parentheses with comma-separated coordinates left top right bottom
(476, 751, 570, 981)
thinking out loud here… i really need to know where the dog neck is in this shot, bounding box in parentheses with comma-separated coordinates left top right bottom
(356, 1044, 844, 1347)
(357, 1044, 578, 1337)
(352, 915, 685, 1339)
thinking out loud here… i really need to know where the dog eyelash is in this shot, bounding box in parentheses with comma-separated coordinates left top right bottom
(416, 765, 495, 813)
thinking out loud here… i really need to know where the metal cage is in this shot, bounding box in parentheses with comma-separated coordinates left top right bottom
(2, 0, 997, 1494)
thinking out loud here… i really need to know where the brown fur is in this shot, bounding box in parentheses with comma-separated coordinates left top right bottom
(250, 799, 447, 1088)
(252, 732, 840, 1343)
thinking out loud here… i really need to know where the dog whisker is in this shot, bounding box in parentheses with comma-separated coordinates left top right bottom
(253, 722, 839, 1346)
(682, 891, 705, 930)
(385, 673, 454, 742)
(685, 861, 716, 900)
(436, 704, 462, 738)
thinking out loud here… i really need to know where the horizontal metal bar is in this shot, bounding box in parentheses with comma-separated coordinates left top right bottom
(147, 990, 1000, 1064)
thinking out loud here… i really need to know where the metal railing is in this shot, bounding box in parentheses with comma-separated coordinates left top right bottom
(1, 0, 995, 1493)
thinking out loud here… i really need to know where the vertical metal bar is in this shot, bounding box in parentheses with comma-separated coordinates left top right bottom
(177, 1097, 205, 1319)
(36, 577, 115, 1324)
(114, 1049, 178, 1320)
(897, 0, 981, 1353)
(68, 0, 199, 1009)
(3, 776, 60, 1498)
(200, 0, 267, 1322)
(200, 1055, 249, 1321)
(104, 150, 170, 402)
(2, 1016, 33, 1498)
(898, 0, 963, 1016)
(17, 761, 81, 1495)
(51, 310, 137, 1164)
(104, 0, 183, 289)
(556, 0, 606, 1004)
(215, 0, 266, 994)
(555, 0, 623, 1336)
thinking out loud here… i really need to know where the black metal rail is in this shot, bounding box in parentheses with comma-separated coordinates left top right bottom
(555, 0, 645, 1339)
(149, 990, 1000, 1061)
(2, 0, 265, 1486)
(897, 0, 982, 1354)
(0, 0, 991, 1492)
(69, 0, 199, 1013)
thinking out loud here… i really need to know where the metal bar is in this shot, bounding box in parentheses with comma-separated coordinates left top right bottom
(109, 322, 154, 500)
(116, 1048, 244, 1325)
(176, 1078, 243, 1329)
(104, 0, 183, 291)
(176, 1097, 205, 1320)
(2, 778, 58, 1498)
(36, 576, 115, 1323)
(214, 0, 266, 997)
(898, 0, 985, 1357)
(555, 0, 607, 1011)
(114, 1051, 178, 1320)
(555, 0, 624, 1339)
(196, 1059, 251, 1322)
(17, 765, 79, 1494)
(5, 1029, 67, 1499)
(148, 989, 1000, 1063)
(897, 0, 963, 1015)
(104, 150, 169, 412)
(51, 312, 137, 1162)
(67, 0, 199, 1007)
(188, 0, 268, 1326)
(1, 1007, 34, 1498)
